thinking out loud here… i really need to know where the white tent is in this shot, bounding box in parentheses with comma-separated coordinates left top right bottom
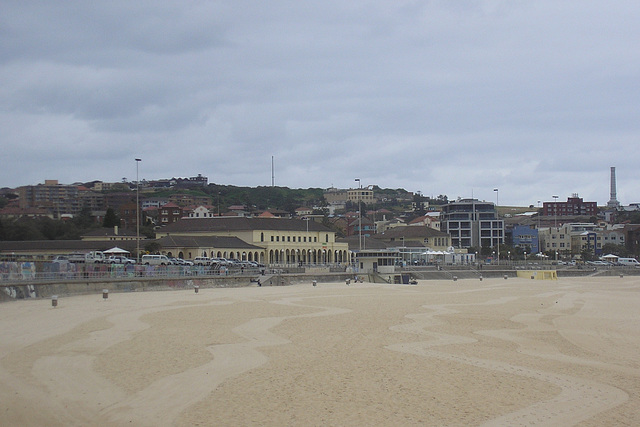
(104, 246, 130, 254)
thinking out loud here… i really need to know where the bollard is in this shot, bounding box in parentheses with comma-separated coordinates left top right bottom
(453, 276, 458, 282)
(194, 285, 199, 293)
(51, 295, 58, 307)
(102, 289, 109, 300)
(479, 275, 483, 281)
(531, 275, 535, 280)
(346, 279, 350, 285)
(504, 274, 508, 280)
(620, 274, 624, 278)
(312, 280, 317, 287)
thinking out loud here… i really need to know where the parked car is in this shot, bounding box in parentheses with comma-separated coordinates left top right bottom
(170, 258, 193, 266)
(617, 257, 640, 266)
(52, 255, 70, 264)
(193, 257, 212, 266)
(141, 254, 172, 265)
(108, 256, 136, 265)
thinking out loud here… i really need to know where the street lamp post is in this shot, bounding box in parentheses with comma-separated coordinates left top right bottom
(355, 178, 362, 262)
(135, 158, 141, 263)
(494, 188, 500, 265)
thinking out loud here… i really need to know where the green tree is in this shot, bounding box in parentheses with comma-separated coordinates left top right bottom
(103, 208, 120, 228)
(601, 243, 629, 257)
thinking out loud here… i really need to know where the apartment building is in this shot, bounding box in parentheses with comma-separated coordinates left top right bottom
(17, 180, 80, 219)
(539, 223, 599, 256)
(512, 224, 539, 254)
(347, 187, 375, 204)
(440, 199, 503, 249)
(542, 194, 597, 217)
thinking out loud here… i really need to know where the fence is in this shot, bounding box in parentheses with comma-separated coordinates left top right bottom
(0, 261, 269, 284)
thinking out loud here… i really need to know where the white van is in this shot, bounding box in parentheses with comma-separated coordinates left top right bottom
(193, 257, 212, 266)
(141, 254, 172, 265)
(617, 257, 640, 266)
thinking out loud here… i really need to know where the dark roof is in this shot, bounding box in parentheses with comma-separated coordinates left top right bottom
(0, 240, 141, 253)
(82, 228, 137, 237)
(158, 217, 332, 233)
(156, 235, 263, 250)
(337, 235, 389, 250)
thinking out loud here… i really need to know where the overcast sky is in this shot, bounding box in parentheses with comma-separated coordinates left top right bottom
(1, 1, 639, 206)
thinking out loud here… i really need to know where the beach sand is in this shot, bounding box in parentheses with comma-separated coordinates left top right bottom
(1, 276, 639, 426)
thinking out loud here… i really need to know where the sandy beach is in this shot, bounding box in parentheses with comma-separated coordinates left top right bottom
(1, 276, 639, 426)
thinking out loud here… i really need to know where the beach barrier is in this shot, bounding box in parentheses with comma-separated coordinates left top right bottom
(517, 270, 558, 280)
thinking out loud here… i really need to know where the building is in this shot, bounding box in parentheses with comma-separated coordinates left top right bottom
(118, 202, 142, 230)
(81, 226, 140, 242)
(512, 225, 539, 254)
(168, 193, 211, 207)
(17, 180, 81, 219)
(408, 213, 440, 230)
(189, 205, 218, 218)
(158, 203, 184, 226)
(323, 187, 348, 204)
(542, 194, 597, 218)
(154, 235, 264, 262)
(440, 199, 503, 249)
(347, 186, 375, 204)
(376, 225, 451, 252)
(538, 223, 599, 257)
(155, 217, 349, 265)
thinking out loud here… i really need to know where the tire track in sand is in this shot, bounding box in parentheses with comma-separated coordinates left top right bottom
(386, 295, 627, 426)
(100, 295, 351, 426)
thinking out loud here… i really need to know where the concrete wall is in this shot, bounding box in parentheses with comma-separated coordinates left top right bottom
(1, 272, 356, 301)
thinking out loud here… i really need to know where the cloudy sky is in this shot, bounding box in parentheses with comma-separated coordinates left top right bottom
(1, 1, 639, 206)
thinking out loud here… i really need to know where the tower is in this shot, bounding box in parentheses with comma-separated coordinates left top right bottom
(607, 166, 620, 209)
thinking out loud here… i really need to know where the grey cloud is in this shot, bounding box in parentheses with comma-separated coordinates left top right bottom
(1, 1, 639, 205)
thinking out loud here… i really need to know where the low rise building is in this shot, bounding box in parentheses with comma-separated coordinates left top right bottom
(155, 217, 349, 265)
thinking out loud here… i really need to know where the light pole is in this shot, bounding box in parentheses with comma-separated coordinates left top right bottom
(494, 188, 499, 265)
(355, 178, 362, 262)
(524, 251, 527, 264)
(135, 158, 141, 263)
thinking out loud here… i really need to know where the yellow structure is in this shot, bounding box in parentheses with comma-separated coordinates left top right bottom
(517, 270, 558, 280)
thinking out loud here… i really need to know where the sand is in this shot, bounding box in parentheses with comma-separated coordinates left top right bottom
(1, 276, 639, 426)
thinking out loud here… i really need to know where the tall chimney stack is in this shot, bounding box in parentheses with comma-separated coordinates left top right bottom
(607, 167, 620, 209)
